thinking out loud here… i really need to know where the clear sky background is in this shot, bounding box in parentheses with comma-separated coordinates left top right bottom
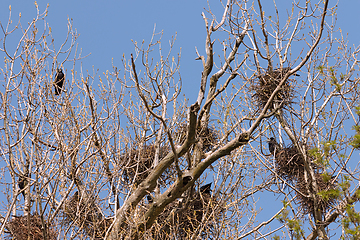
(0, 1, 359, 101)
(1, 1, 213, 102)
(1, 0, 360, 238)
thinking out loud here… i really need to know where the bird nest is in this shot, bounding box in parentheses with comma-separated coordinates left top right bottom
(274, 145, 308, 181)
(5, 214, 57, 240)
(176, 124, 219, 152)
(149, 186, 223, 239)
(63, 191, 112, 239)
(176, 194, 218, 238)
(121, 144, 172, 186)
(251, 67, 296, 111)
(295, 173, 338, 214)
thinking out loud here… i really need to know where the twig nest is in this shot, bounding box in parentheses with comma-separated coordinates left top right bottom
(6, 214, 57, 240)
(176, 124, 219, 152)
(274, 145, 307, 181)
(252, 67, 296, 111)
(63, 191, 112, 239)
(149, 185, 223, 239)
(121, 144, 171, 186)
(295, 173, 338, 214)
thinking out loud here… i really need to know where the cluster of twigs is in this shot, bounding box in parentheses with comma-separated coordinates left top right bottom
(149, 186, 222, 239)
(252, 67, 296, 111)
(273, 143, 338, 214)
(295, 173, 338, 214)
(176, 124, 219, 152)
(274, 145, 307, 181)
(121, 144, 172, 186)
(63, 191, 112, 239)
(6, 214, 56, 240)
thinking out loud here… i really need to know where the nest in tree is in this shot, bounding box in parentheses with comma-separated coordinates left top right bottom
(274, 145, 308, 181)
(176, 124, 219, 152)
(176, 193, 215, 238)
(5, 214, 57, 240)
(251, 67, 296, 111)
(121, 144, 172, 186)
(63, 191, 112, 239)
(150, 187, 223, 239)
(295, 173, 338, 214)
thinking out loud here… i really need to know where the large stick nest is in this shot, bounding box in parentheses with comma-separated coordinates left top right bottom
(121, 144, 172, 186)
(63, 191, 112, 239)
(149, 187, 223, 239)
(271, 141, 338, 215)
(274, 145, 310, 181)
(295, 173, 338, 214)
(251, 67, 296, 111)
(176, 124, 219, 153)
(5, 214, 57, 240)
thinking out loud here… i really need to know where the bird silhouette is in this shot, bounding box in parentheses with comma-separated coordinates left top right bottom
(54, 68, 65, 95)
(200, 183, 212, 195)
(183, 176, 192, 186)
(268, 137, 280, 154)
(147, 195, 153, 204)
(18, 176, 27, 198)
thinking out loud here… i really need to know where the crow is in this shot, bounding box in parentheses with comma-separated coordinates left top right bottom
(182, 176, 192, 186)
(18, 176, 27, 198)
(54, 68, 65, 95)
(147, 195, 153, 204)
(268, 137, 280, 154)
(200, 183, 212, 195)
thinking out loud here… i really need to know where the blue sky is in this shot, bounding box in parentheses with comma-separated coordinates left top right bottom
(1, 0, 360, 238)
(0, 1, 212, 102)
(1, 1, 359, 101)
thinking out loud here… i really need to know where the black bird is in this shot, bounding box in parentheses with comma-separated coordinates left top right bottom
(268, 137, 280, 154)
(182, 176, 192, 186)
(200, 183, 212, 195)
(147, 195, 153, 204)
(18, 176, 27, 198)
(54, 68, 65, 95)
(73, 191, 79, 199)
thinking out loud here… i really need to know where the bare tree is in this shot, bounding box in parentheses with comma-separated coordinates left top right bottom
(1, 0, 360, 239)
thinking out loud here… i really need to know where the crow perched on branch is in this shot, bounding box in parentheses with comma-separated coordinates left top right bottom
(268, 137, 280, 154)
(182, 176, 192, 186)
(54, 68, 65, 95)
(18, 176, 27, 198)
(146, 195, 153, 204)
(200, 183, 212, 195)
